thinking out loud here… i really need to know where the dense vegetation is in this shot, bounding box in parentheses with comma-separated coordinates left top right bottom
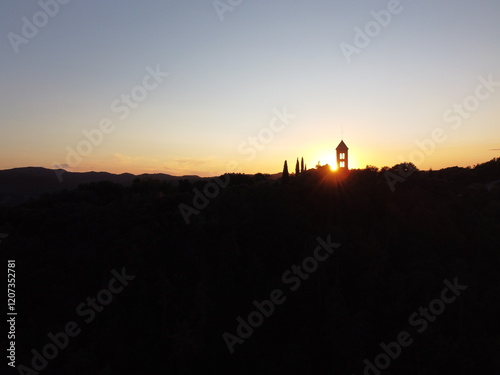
(1, 158, 500, 374)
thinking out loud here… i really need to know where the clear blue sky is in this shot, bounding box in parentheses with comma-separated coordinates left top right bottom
(1, 0, 499, 176)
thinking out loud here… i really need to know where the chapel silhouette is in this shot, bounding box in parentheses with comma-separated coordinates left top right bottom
(336, 140, 349, 171)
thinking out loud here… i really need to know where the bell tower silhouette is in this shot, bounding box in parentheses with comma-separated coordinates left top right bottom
(336, 140, 348, 170)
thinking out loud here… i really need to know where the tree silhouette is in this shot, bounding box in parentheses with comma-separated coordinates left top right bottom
(301, 157, 304, 173)
(296, 158, 300, 175)
(282, 160, 289, 183)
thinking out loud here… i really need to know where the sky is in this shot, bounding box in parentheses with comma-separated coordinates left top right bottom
(1, 0, 499, 177)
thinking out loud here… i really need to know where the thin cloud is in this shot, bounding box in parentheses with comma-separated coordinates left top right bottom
(52, 163, 69, 169)
(163, 157, 219, 176)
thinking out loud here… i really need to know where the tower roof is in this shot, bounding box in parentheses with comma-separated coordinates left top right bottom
(336, 140, 348, 151)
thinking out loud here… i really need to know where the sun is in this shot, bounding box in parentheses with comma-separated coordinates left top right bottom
(313, 152, 361, 170)
(316, 153, 337, 170)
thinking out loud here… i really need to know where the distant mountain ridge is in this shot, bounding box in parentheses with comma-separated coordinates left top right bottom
(0, 167, 203, 206)
(2, 158, 498, 207)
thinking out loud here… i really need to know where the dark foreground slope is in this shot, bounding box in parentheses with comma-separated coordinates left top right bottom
(1, 159, 500, 375)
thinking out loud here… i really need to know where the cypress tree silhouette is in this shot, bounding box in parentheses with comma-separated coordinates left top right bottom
(282, 160, 289, 183)
(301, 157, 304, 173)
(296, 158, 300, 175)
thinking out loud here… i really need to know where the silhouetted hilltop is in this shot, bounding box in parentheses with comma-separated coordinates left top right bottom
(1, 157, 500, 374)
(0, 167, 287, 207)
(0, 167, 203, 206)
